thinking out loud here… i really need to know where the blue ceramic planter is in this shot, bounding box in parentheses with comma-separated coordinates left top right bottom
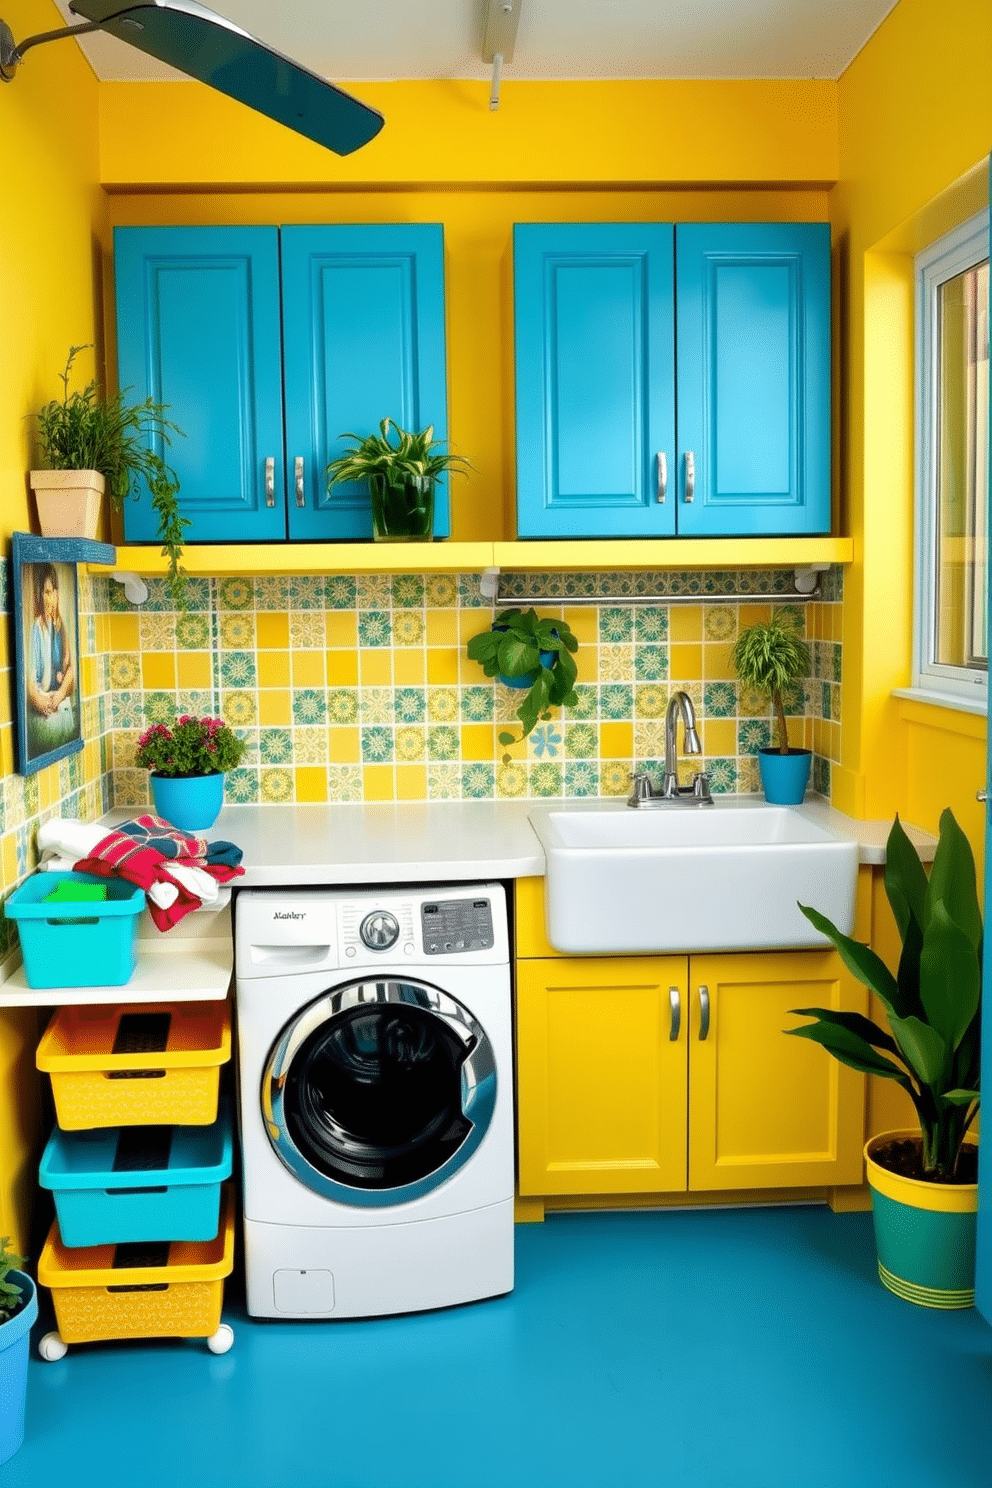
(151, 772, 225, 834)
(0, 1270, 38, 1465)
(493, 623, 557, 688)
(757, 747, 812, 805)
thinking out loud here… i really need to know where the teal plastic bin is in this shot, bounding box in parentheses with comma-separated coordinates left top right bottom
(4, 871, 145, 989)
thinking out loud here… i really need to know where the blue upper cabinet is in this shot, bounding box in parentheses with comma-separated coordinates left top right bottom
(514, 224, 676, 538)
(114, 226, 286, 543)
(675, 223, 831, 537)
(114, 223, 449, 544)
(513, 221, 831, 539)
(281, 225, 450, 540)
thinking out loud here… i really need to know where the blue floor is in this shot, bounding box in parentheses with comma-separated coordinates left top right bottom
(3, 1205, 991, 1488)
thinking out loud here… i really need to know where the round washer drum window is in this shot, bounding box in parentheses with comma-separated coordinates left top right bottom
(262, 979, 498, 1207)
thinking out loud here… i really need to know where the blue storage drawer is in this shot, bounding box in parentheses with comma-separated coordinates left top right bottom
(39, 1101, 232, 1247)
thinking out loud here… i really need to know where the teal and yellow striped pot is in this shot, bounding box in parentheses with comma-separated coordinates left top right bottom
(865, 1130, 977, 1310)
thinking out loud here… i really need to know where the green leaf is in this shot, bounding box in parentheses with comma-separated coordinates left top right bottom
(797, 904, 902, 1013)
(884, 814, 929, 944)
(926, 808, 982, 950)
(887, 1014, 947, 1086)
(943, 1088, 980, 1105)
(787, 1006, 903, 1058)
(786, 1020, 915, 1089)
(919, 898, 981, 1055)
(497, 636, 540, 677)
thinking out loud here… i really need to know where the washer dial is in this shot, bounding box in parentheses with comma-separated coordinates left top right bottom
(359, 910, 400, 951)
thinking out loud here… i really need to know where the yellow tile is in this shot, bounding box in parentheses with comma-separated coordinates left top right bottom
(109, 613, 140, 650)
(460, 724, 494, 761)
(295, 766, 327, 803)
(426, 610, 459, 647)
(829, 606, 843, 642)
(177, 652, 213, 689)
(363, 764, 394, 801)
(599, 722, 633, 759)
(459, 610, 491, 646)
(0, 726, 13, 775)
(703, 719, 736, 756)
(427, 648, 460, 685)
(670, 606, 703, 642)
(326, 612, 358, 648)
(2, 835, 16, 891)
(360, 650, 392, 687)
(258, 651, 290, 688)
(141, 652, 176, 690)
(561, 608, 598, 644)
(739, 603, 773, 628)
(395, 765, 427, 801)
(393, 649, 426, 685)
(256, 612, 290, 649)
(669, 643, 702, 683)
(292, 651, 325, 688)
(327, 649, 359, 686)
(39, 769, 54, 809)
(258, 690, 291, 725)
(80, 656, 97, 693)
(580, 646, 599, 683)
(328, 728, 360, 763)
(0, 630, 8, 670)
(704, 642, 736, 681)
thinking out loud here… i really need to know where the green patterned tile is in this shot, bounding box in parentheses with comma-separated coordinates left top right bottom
(703, 607, 736, 641)
(738, 719, 772, 752)
(634, 607, 668, 643)
(294, 728, 329, 765)
(357, 574, 392, 608)
(457, 574, 489, 610)
(395, 687, 426, 723)
(360, 688, 394, 725)
(328, 764, 362, 802)
(288, 576, 326, 610)
(564, 761, 599, 796)
(219, 578, 253, 611)
(395, 726, 426, 762)
(530, 761, 563, 797)
(177, 690, 214, 717)
(392, 574, 425, 608)
(562, 573, 599, 598)
(261, 767, 294, 803)
(706, 758, 738, 794)
(392, 610, 425, 646)
(774, 603, 805, 634)
(601, 762, 630, 796)
(704, 681, 737, 718)
(220, 611, 256, 649)
(783, 681, 806, 716)
(633, 645, 668, 681)
(226, 767, 260, 803)
(634, 684, 668, 719)
(702, 572, 739, 597)
(290, 612, 326, 649)
(361, 727, 393, 763)
(821, 682, 833, 721)
(738, 684, 769, 718)
(110, 655, 141, 690)
(599, 607, 634, 644)
(425, 574, 457, 608)
(569, 685, 599, 720)
(496, 762, 528, 798)
(219, 651, 256, 688)
(426, 763, 462, 798)
(427, 725, 459, 761)
(460, 686, 493, 723)
(255, 577, 291, 610)
(142, 691, 179, 726)
(358, 611, 392, 647)
(293, 689, 328, 725)
(600, 684, 633, 720)
(564, 722, 598, 759)
(813, 755, 831, 795)
(325, 576, 357, 610)
(598, 644, 634, 683)
(260, 728, 293, 764)
(139, 613, 177, 650)
(327, 689, 359, 725)
(461, 762, 495, 798)
(427, 687, 459, 723)
(176, 613, 210, 650)
(832, 643, 842, 684)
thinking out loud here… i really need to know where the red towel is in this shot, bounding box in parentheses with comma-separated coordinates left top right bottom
(75, 819, 243, 932)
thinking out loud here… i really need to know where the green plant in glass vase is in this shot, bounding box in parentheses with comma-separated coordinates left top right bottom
(325, 417, 471, 541)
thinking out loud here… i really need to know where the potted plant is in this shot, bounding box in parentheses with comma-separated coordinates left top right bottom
(789, 809, 981, 1308)
(467, 608, 579, 763)
(134, 714, 248, 833)
(0, 1237, 38, 1465)
(32, 345, 189, 603)
(325, 417, 471, 541)
(731, 616, 812, 804)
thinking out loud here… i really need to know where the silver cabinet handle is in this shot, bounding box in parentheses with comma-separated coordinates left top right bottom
(656, 451, 667, 504)
(669, 986, 681, 1042)
(294, 456, 306, 508)
(698, 985, 710, 1041)
(684, 450, 695, 504)
(264, 456, 275, 508)
(978, 790, 988, 802)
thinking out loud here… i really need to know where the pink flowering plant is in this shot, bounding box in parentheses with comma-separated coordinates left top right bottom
(134, 715, 247, 778)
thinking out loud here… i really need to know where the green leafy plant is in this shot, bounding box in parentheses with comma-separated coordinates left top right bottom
(0, 1237, 27, 1324)
(788, 809, 981, 1182)
(731, 617, 811, 754)
(134, 715, 248, 777)
(467, 608, 579, 762)
(35, 346, 189, 604)
(326, 418, 472, 538)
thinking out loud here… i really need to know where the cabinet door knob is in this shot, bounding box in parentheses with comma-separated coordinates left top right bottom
(656, 451, 667, 504)
(295, 456, 306, 508)
(669, 985, 681, 1042)
(978, 790, 988, 802)
(698, 984, 710, 1040)
(684, 450, 695, 504)
(264, 457, 275, 508)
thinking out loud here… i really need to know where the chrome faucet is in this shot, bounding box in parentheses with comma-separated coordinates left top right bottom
(626, 690, 713, 808)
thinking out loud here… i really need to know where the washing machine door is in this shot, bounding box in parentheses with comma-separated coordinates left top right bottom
(261, 978, 497, 1206)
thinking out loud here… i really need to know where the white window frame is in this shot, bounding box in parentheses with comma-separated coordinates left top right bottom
(913, 209, 990, 707)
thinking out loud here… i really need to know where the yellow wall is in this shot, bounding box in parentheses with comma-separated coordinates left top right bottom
(831, 0, 991, 856)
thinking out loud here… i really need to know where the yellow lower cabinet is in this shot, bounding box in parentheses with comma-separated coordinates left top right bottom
(687, 951, 869, 1191)
(516, 957, 688, 1195)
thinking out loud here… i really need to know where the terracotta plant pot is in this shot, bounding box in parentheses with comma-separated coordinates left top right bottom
(30, 470, 105, 539)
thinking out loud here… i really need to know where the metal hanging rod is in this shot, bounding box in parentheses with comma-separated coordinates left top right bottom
(480, 565, 830, 605)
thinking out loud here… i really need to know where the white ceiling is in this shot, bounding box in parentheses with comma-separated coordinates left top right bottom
(48, 0, 901, 84)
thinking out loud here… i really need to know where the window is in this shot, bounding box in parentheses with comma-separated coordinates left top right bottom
(915, 211, 990, 705)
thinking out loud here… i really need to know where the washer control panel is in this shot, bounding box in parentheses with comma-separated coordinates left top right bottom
(359, 911, 400, 951)
(422, 897, 495, 955)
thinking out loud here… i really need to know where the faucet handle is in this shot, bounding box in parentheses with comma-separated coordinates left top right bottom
(628, 770, 654, 803)
(692, 771, 713, 804)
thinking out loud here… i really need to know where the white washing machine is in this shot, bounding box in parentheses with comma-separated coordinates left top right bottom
(234, 883, 514, 1319)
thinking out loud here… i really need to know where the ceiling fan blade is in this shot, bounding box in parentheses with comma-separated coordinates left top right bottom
(68, 0, 384, 156)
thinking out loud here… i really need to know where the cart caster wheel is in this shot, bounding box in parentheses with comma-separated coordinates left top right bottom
(39, 1331, 68, 1362)
(207, 1324, 234, 1355)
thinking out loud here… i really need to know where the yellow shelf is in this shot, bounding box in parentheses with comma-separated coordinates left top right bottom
(492, 537, 855, 571)
(88, 536, 854, 580)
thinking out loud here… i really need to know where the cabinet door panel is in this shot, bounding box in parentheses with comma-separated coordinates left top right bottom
(514, 224, 675, 538)
(688, 951, 867, 1191)
(114, 226, 286, 543)
(281, 224, 450, 540)
(675, 222, 831, 536)
(516, 956, 687, 1195)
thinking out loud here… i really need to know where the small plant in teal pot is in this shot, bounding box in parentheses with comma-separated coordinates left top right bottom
(731, 617, 812, 803)
(467, 608, 579, 763)
(0, 1237, 38, 1464)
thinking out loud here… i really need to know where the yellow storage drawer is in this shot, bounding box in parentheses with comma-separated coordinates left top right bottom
(36, 1001, 231, 1129)
(38, 1185, 235, 1345)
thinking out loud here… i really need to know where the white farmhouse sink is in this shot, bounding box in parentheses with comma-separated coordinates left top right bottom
(528, 800, 859, 954)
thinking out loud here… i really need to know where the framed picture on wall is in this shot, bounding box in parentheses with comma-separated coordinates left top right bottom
(11, 532, 85, 777)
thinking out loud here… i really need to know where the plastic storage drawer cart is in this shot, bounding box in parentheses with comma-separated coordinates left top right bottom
(37, 1184, 236, 1358)
(4, 871, 145, 989)
(36, 1001, 232, 1129)
(39, 1099, 233, 1247)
